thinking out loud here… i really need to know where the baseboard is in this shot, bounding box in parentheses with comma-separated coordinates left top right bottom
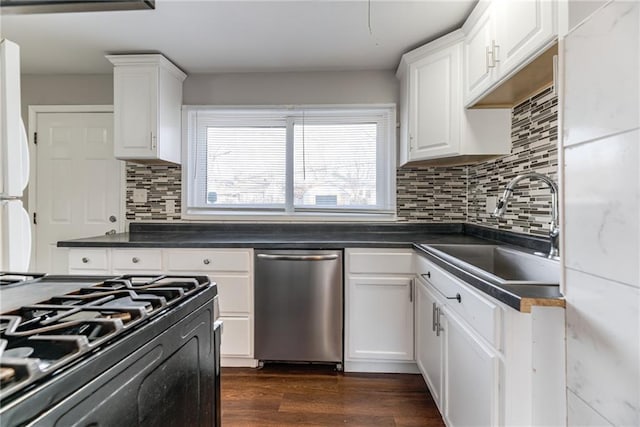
(221, 357, 259, 368)
(344, 360, 420, 374)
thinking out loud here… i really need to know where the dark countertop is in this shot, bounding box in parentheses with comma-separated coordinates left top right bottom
(58, 222, 562, 312)
(59, 230, 493, 249)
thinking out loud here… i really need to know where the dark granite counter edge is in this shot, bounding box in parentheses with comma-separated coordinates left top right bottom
(58, 240, 417, 249)
(412, 244, 563, 312)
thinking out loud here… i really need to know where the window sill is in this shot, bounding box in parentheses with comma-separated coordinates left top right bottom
(180, 209, 398, 223)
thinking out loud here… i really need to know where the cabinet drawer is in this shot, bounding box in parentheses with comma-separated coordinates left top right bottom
(69, 249, 109, 271)
(164, 249, 251, 272)
(417, 254, 501, 348)
(348, 249, 414, 274)
(112, 249, 162, 271)
(212, 275, 251, 314)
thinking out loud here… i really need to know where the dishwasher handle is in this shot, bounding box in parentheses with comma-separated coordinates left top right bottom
(257, 253, 339, 261)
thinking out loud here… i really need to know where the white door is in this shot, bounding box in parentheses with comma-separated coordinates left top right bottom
(443, 307, 500, 427)
(463, 5, 496, 104)
(409, 41, 461, 161)
(34, 112, 121, 273)
(113, 65, 158, 159)
(347, 276, 414, 361)
(494, 0, 555, 78)
(416, 277, 443, 409)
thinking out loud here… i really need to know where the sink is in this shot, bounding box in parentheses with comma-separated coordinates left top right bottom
(420, 244, 560, 286)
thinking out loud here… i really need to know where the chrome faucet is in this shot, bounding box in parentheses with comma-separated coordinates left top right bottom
(493, 172, 560, 259)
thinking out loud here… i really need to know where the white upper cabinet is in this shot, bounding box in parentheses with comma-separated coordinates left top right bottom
(463, 0, 557, 107)
(397, 30, 511, 166)
(494, 0, 556, 78)
(107, 54, 186, 164)
(463, 4, 497, 104)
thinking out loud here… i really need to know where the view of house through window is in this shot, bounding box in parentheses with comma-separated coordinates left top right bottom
(206, 126, 286, 206)
(293, 123, 377, 208)
(184, 106, 395, 218)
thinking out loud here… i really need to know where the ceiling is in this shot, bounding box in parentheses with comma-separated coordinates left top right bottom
(0, 0, 477, 75)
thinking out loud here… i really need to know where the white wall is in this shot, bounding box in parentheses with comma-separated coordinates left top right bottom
(21, 70, 398, 119)
(562, 1, 639, 425)
(21, 74, 113, 120)
(183, 70, 398, 106)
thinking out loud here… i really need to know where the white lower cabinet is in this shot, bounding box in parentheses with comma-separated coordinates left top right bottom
(345, 248, 417, 373)
(415, 251, 565, 426)
(415, 276, 443, 409)
(67, 248, 110, 275)
(218, 316, 252, 358)
(68, 247, 256, 367)
(442, 307, 499, 427)
(111, 248, 163, 275)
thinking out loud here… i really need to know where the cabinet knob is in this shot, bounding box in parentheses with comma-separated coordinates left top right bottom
(82, 257, 89, 264)
(132, 257, 140, 264)
(203, 259, 211, 265)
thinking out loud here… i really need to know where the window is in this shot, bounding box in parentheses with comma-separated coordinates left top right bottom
(183, 106, 396, 219)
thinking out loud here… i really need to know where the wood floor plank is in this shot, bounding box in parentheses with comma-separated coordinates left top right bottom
(221, 365, 445, 427)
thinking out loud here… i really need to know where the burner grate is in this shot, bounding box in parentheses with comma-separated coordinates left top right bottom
(0, 274, 211, 402)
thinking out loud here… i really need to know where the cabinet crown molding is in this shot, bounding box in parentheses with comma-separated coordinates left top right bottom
(106, 54, 187, 82)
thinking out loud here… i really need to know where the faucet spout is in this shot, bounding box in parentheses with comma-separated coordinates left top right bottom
(492, 172, 560, 259)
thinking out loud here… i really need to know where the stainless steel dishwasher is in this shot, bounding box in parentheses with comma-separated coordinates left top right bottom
(254, 249, 343, 368)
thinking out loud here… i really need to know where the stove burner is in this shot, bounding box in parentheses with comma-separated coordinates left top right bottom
(0, 274, 211, 402)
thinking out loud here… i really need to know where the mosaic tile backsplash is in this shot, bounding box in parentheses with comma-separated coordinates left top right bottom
(467, 87, 558, 237)
(126, 87, 558, 237)
(126, 164, 181, 221)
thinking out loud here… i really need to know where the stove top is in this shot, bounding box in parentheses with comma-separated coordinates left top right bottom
(0, 273, 212, 402)
(0, 272, 46, 287)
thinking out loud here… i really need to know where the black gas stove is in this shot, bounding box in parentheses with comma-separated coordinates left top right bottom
(0, 272, 221, 427)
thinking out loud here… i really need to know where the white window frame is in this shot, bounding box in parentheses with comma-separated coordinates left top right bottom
(182, 104, 396, 221)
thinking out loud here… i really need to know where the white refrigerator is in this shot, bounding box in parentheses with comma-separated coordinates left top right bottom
(0, 39, 31, 271)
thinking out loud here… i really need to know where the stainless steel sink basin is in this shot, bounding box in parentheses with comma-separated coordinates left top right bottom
(421, 244, 560, 286)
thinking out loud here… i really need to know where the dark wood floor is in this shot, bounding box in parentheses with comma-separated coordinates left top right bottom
(221, 364, 445, 426)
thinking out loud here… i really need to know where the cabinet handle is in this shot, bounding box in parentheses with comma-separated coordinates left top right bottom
(421, 272, 431, 280)
(432, 302, 437, 332)
(491, 40, 500, 65)
(82, 257, 89, 264)
(150, 132, 156, 150)
(486, 46, 493, 70)
(203, 258, 211, 265)
(435, 306, 442, 337)
(446, 293, 462, 303)
(132, 257, 140, 264)
(409, 278, 414, 302)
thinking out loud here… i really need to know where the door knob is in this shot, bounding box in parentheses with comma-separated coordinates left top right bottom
(109, 215, 117, 223)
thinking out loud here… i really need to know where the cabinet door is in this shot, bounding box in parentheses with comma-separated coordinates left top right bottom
(408, 42, 461, 161)
(219, 316, 252, 357)
(494, 0, 555, 78)
(113, 65, 158, 159)
(416, 277, 443, 408)
(347, 276, 414, 361)
(463, 5, 496, 105)
(443, 307, 500, 427)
